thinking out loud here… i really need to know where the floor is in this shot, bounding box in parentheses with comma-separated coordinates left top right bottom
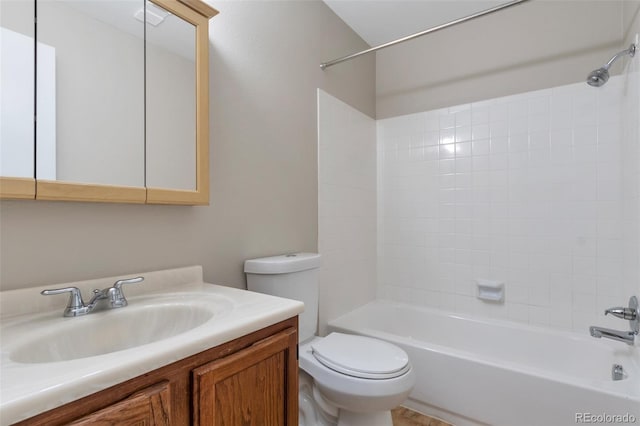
(391, 407, 453, 426)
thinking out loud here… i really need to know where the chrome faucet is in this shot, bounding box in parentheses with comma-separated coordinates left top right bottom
(41, 277, 144, 317)
(605, 306, 637, 320)
(589, 296, 638, 346)
(589, 326, 635, 345)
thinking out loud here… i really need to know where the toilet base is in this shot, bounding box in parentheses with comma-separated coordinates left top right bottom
(337, 409, 392, 426)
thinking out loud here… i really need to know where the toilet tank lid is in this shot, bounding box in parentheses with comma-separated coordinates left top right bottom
(244, 253, 322, 274)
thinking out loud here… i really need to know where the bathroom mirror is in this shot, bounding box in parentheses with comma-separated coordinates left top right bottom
(145, 1, 197, 192)
(34, 0, 147, 203)
(0, 0, 36, 199)
(144, 0, 214, 205)
(0, 0, 215, 204)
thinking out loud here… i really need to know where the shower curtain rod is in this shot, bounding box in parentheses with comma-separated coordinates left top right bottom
(320, 0, 530, 70)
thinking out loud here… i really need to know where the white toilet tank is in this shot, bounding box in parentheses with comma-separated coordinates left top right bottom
(244, 253, 321, 343)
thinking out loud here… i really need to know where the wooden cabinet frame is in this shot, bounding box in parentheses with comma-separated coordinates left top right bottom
(145, 0, 217, 205)
(0, 177, 36, 200)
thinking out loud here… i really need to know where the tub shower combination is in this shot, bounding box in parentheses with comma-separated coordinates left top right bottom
(329, 300, 640, 426)
(317, 3, 640, 424)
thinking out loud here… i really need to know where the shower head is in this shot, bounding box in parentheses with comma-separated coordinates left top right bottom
(587, 43, 636, 87)
(587, 67, 610, 87)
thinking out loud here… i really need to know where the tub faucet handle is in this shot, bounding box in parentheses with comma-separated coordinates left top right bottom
(605, 307, 637, 320)
(603, 296, 638, 335)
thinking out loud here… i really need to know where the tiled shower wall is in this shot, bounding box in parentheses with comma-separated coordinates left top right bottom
(378, 72, 640, 332)
(621, 51, 640, 318)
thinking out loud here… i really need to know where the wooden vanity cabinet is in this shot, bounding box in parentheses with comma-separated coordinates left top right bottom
(14, 318, 298, 426)
(193, 327, 298, 425)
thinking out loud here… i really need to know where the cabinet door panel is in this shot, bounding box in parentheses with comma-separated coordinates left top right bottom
(193, 327, 298, 426)
(68, 381, 171, 426)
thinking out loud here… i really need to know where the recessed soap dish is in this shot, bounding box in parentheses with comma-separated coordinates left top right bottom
(476, 279, 505, 302)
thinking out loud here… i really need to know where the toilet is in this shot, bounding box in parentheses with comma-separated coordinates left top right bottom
(244, 253, 415, 426)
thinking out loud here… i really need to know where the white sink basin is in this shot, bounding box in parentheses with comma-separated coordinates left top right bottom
(9, 298, 218, 363)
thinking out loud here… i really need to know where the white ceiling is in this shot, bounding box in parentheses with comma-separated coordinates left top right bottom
(323, 0, 509, 46)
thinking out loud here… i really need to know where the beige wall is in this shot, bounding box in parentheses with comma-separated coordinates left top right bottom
(376, 0, 625, 119)
(0, 0, 375, 291)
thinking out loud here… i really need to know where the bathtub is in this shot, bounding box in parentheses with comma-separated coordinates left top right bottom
(328, 300, 640, 426)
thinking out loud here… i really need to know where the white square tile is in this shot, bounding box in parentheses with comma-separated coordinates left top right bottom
(551, 105, 571, 129)
(489, 153, 508, 170)
(529, 131, 550, 150)
(529, 114, 550, 132)
(529, 306, 550, 326)
(440, 128, 455, 145)
(439, 158, 455, 174)
(439, 189, 456, 203)
(456, 110, 472, 127)
(489, 103, 508, 122)
(509, 116, 528, 135)
(472, 138, 490, 156)
(455, 142, 472, 158)
(456, 126, 472, 143)
(439, 144, 455, 159)
(439, 174, 456, 189)
(471, 108, 490, 127)
(490, 136, 509, 153)
(440, 114, 455, 129)
(573, 126, 597, 146)
(509, 134, 529, 152)
(549, 145, 573, 165)
(573, 93, 598, 126)
(455, 157, 472, 173)
(490, 121, 509, 138)
(425, 145, 439, 161)
(528, 95, 550, 116)
(424, 130, 440, 146)
(550, 128, 572, 147)
(472, 124, 490, 140)
(472, 156, 490, 172)
(597, 123, 621, 145)
(509, 152, 529, 169)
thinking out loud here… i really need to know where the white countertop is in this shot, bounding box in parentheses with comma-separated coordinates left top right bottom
(0, 266, 304, 425)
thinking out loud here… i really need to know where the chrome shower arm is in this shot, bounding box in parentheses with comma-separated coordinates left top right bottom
(603, 44, 636, 70)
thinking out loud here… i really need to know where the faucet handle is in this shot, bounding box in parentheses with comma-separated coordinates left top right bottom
(109, 276, 144, 308)
(604, 296, 639, 335)
(605, 307, 637, 320)
(113, 276, 144, 289)
(41, 287, 86, 316)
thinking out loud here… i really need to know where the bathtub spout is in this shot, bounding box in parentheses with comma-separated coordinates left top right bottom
(589, 326, 635, 345)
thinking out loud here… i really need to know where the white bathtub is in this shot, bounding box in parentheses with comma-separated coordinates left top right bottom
(328, 300, 640, 426)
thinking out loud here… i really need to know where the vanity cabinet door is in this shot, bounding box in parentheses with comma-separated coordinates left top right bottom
(192, 327, 298, 426)
(67, 381, 171, 426)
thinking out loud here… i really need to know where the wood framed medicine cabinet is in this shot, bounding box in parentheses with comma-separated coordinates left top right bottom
(0, 0, 217, 205)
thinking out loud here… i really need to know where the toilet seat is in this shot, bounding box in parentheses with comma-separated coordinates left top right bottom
(311, 332, 410, 379)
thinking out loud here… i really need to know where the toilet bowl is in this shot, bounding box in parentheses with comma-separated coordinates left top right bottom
(244, 253, 416, 426)
(300, 333, 415, 425)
